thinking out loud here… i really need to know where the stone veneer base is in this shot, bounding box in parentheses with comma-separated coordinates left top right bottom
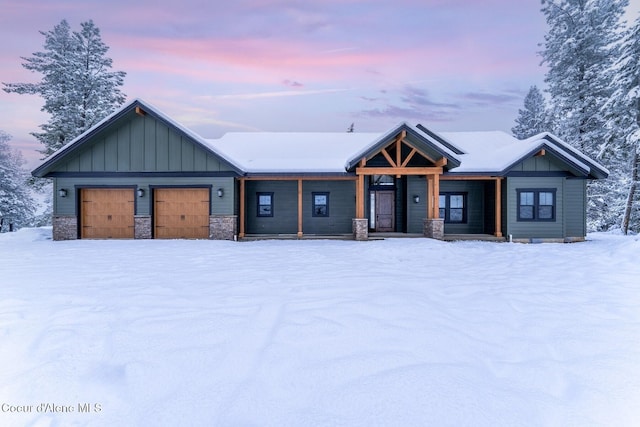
(352, 218, 369, 241)
(423, 218, 444, 240)
(210, 215, 238, 240)
(134, 216, 152, 239)
(52, 216, 78, 241)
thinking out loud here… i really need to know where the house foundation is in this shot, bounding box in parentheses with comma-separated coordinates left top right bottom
(52, 216, 78, 241)
(210, 215, 237, 240)
(423, 218, 444, 240)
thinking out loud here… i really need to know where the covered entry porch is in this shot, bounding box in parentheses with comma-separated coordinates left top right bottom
(349, 128, 504, 241)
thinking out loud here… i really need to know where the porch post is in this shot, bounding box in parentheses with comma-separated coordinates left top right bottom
(353, 173, 368, 240)
(356, 173, 365, 218)
(297, 179, 303, 237)
(494, 178, 503, 237)
(433, 173, 440, 218)
(424, 173, 444, 240)
(239, 178, 246, 238)
(426, 175, 434, 219)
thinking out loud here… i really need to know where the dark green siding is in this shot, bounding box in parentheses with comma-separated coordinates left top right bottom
(406, 176, 428, 233)
(53, 113, 234, 173)
(302, 181, 355, 234)
(245, 180, 356, 234)
(246, 181, 298, 234)
(53, 176, 235, 216)
(483, 181, 496, 235)
(440, 180, 485, 234)
(563, 178, 586, 237)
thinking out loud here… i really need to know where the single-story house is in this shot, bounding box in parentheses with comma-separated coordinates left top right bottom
(32, 99, 608, 242)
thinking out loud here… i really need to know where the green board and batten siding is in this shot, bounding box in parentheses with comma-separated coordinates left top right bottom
(56, 113, 230, 173)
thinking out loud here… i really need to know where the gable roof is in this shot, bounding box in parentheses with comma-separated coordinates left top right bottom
(439, 131, 608, 178)
(344, 122, 462, 171)
(524, 132, 609, 179)
(32, 98, 244, 177)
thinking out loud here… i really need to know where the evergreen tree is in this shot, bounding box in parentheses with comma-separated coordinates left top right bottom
(0, 131, 36, 231)
(540, 0, 628, 231)
(602, 13, 640, 234)
(512, 85, 550, 139)
(3, 19, 126, 157)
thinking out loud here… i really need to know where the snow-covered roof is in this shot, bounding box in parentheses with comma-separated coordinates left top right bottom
(206, 128, 605, 178)
(436, 131, 607, 177)
(441, 131, 548, 173)
(205, 132, 381, 173)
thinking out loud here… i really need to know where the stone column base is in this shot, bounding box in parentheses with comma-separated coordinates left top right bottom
(423, 218, 444, 240)
(134, 216, 152, 239)
(53, 216, 78, 240)
(352, 218, 369, 241)
(210, 215, 238, 240)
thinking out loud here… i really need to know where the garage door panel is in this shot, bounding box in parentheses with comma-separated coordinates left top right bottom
(81, 189, 134, 239)
(154, 188, 210, 239)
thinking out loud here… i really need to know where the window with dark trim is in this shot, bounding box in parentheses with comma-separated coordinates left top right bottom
(439, 192, 467, 223)
(312, 192, 329, 217)
(517, 189, 556, 221)
(257, 192, 273, 217)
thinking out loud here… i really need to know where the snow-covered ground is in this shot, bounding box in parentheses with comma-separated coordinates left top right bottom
(1, 228, 639, 426)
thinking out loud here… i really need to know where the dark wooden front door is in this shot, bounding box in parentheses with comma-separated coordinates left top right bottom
(375, 191, 395, 232)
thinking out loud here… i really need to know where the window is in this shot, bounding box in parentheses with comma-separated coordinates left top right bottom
(312, 192, 329, 217)
(517, 189, 556, 221)
(439, 193, 467, 223)
(372, 175, 394, 186)
(257, 192, 273, 217)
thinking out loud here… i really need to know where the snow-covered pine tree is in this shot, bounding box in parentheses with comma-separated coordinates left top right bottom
(3, 19, 126, 157)
(602, 13, 640, 234)
(0, 131, 36, 231)
(540, 0, 628, 231)
(512, 85, 551, 139)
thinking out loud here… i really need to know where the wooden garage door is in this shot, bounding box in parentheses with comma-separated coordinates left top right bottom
(81, 188, 135, 239)
(154, 188, 210, 239)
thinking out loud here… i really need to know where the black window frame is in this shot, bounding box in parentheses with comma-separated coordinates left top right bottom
(312, 192, 330, 217)
(439, 192, 467, 224)
(517, 188, 556, 222)
(257, 192, 274, 217)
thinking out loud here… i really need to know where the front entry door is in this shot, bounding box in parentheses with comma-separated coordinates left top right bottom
(375, 191, 395, 232)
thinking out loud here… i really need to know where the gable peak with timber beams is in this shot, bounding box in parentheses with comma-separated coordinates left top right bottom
(345, 123, 461, 175)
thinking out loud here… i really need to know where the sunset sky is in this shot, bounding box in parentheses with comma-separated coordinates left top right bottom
(1, 0, 637, 167)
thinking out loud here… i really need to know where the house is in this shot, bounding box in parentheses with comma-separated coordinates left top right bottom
(32, 99, 608, 242)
